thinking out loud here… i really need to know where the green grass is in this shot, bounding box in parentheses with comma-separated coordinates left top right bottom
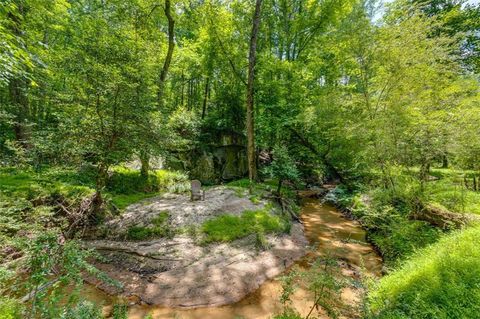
(201, 208, 288, 244)
(0, 167, 95, 199)
(0, 170, 36, 189)
(369, 217, 441, 264)
(106, 167, 189, 211)
(226, 178, 253, 188)
(331, 167, 480, 266)
(226, 178, 298, 201)
(109, 193, 160, 210)
(0, 167, 96, 251)
(0, 166, 189, 211)
(368, 224, 480, 319)
(227, 178, 283, 190)
(226, 178, 275, 194)
(0, 166, 187, 253)
(107, 166, 189, 194)
(389, 167, 480, 215)
(126, 211, 172, 240)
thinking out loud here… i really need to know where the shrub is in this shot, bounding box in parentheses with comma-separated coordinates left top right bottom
(273, 308, 303, 319)
(426, 174, 480, 215)
(107, 167, 189, 194)
(368, 225, 480, 319)
(60, 301, 102, 319)
(227, 178, 252, 188)
(369, 216, 441, 265)
(263, 145, 300, 194)
(0, 297, 23, 319)
(0, 167, 96, 260)
(275, 257, 347, 319)
(330, 186, 442, 267)
(112, 304, 128, 319)
(254, 227, 270, 250)
(0, 232, 117, 319)
(109, 193, 159, 211)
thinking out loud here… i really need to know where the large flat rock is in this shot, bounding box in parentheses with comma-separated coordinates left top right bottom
(86, 223, 307, 307)
(85, 187, 308, 308)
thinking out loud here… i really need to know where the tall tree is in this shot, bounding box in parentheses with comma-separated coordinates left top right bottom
(140, 0, 176, 178)
(4, 2, 29, 146)
(157, 0, 175, 109)
(246, 0, 263, 183)
(409, 0, 480, 72)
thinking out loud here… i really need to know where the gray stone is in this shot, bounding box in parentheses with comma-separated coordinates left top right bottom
(190, 180, 204, 201)
(190, 153, 216, 184)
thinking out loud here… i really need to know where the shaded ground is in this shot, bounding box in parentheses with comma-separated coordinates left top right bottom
(85, 187, 308, 307)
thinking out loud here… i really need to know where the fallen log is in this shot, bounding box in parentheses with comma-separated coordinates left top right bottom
(411, 204, 480, 229)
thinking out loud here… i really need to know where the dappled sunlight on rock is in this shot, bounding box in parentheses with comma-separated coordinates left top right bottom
(84, 198, 382, 318)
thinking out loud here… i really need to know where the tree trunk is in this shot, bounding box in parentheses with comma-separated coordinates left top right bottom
(181, 71, 185, 106)
(93, 163, 108, 213)
(277, 179, 283, 195)
(140, 151, 150, 179)
(9, 78, 29, 144)
(246, 0, 263, 183)
(287, 126, 344, 183)
(141, 0, 174, 175)
(441, 155, 449, 168)
(157, 0, 175, 108)
(420, 161, 430, 181)
(201, 77, 210, 119)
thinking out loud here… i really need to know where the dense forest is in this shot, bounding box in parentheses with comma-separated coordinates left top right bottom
(1, 0, 480, 318)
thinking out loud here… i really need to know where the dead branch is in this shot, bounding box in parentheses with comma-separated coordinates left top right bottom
(21, 279, 59, 303)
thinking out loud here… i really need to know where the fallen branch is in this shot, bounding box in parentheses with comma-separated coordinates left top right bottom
(21, 279, 59, 303)
(57, 193, 96, 239)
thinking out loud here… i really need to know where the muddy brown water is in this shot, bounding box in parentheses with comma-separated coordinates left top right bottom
(83, 199, 383, 319)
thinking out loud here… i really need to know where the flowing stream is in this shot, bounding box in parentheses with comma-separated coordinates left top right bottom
(83, 198, 383, 319)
